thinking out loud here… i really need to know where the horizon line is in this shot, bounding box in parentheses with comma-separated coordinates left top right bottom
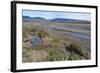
(22, 15, 91, 21)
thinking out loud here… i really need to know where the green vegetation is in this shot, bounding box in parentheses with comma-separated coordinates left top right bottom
(38, 29, 49, 38)
(23, 28, 29, 38)
(69, 43, 85, 57)
(48, 49, 62, 61)
(22, 47, 33, 63)
(68, 52, 81, 60)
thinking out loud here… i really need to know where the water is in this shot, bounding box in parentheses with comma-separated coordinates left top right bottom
(49, 26, 90, 40)
(31, 36, 41, 46)
(64, 32, 90, 40)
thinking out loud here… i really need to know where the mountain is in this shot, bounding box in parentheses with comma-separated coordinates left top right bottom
(23, 16, 90, 24)
(23, 16, 32, 21)
(31, 17, 46, 21)
(23, 16, 31, 19)
(23, 16, 46, 22)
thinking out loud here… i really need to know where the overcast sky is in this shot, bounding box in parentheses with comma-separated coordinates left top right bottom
(23, 10, 91, 21)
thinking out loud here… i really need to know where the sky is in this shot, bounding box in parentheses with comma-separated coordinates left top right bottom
(23, 10, 91, 21)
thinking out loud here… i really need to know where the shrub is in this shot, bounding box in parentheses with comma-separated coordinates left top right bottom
(23, 27, 30, 38)
(66, 43, 88, 59)
(38, 30, 49, 38)
(68, 52, 81, 60)
(68, 43, 82, 55)
(48, 49, 62, 61)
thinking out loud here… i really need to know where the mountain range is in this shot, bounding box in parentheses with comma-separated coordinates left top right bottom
(23, 16, 91, 24)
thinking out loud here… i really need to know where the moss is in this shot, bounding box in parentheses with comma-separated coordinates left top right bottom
(38, 30, 49, 38)
(22, 47, 34, 63)
(68, 52, 81, 60)
(65, 42, 88, 59)
(22, 48, 32, 58)
(68, 43, 83, 55)
(23, 29, 28, 38)
(48, 49, 62, 61)
(70, 43, 81, 50)
(30, 28, 37, 32)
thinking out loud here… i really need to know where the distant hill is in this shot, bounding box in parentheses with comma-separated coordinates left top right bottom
(31, 17, 47, 21)
(23, 16, 90, 24)
(23, 16, 46, 22)
(23, 16, 31, 19)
